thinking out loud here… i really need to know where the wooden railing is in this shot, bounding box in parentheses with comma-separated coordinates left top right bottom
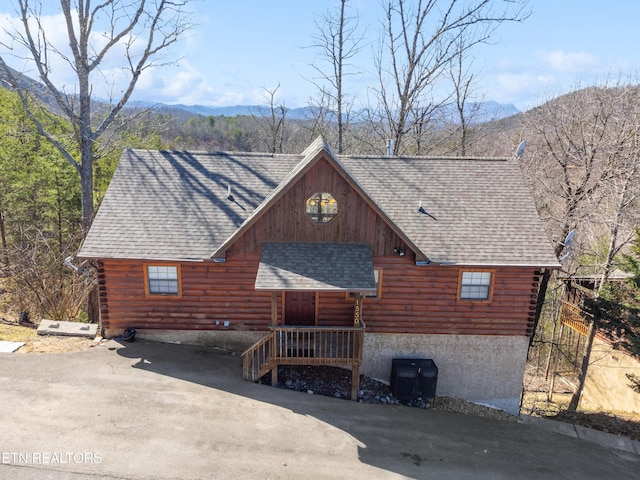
(560, 300, 592, 336)
(241, 323, 365, 386)
(241, 331, 274, 382)
(269, 324, 364, 366)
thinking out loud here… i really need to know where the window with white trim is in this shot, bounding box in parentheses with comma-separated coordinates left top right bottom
(146, 265, 180, 296)
(459, 271, 492, 300)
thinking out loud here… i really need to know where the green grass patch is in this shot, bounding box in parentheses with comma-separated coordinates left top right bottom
(0, 324, 37, 342)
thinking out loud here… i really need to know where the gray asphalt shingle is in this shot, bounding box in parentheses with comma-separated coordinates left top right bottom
(80, 149, 300, 261)
(341, 155, 559, 266)
(255, 242, 377, 291)
(79, 139, 559, 267)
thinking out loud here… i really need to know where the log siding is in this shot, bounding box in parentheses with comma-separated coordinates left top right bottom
(97, 255, 541, 337)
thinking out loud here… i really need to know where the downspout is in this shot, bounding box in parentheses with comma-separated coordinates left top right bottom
(64, 256, 88, 275)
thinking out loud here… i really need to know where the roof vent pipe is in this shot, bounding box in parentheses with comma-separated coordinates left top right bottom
(387, 139, 393, 157)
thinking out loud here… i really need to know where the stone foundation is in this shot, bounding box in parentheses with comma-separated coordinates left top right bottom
(105, 328, 265, 353)
(362, 333, 529, 415)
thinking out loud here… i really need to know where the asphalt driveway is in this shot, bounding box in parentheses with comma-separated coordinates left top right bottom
(0, 340, 638, 479)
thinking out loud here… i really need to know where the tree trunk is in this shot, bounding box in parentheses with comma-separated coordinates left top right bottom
(336, 0, 345, 154)
(568, 194, 623, 411)
(87, 285, 100, 324)
(80, 144, 94, 232)
(0, 209, 8, 267)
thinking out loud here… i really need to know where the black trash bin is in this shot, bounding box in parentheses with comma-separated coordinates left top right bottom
(391, 358, 438, 400)
(392, 366, 419, 399)
(416, 359, 438, 401)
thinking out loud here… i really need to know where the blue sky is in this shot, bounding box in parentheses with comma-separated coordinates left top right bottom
(2, 1, 639, 112)
(166, 0, 640, 111)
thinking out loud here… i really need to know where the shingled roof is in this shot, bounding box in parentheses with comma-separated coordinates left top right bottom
(79, 137, 559, 267)
(255, 242, 377, 291)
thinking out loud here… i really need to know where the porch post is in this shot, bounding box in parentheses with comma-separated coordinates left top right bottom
(353, 293, 362, 326)
(351, 365, 360, 400)
(271, 292, 279, 386)
(281, 292, 286, 325)
(351, 292, 363, 399)
(271, 292, 278, 325)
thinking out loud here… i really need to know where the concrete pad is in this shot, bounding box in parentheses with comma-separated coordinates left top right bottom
(37, 319, 97, 338)
(0, 341, 25, 353)
(574, 424, 638, 454)
(0, 341, 637, 480)
(518, 414, 578, 438)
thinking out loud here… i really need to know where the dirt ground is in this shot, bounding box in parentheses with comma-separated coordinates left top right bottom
(17, 334, 100, 353)
(2, 321, 639, 442)
(0, 319, 99, 353)
(522, 362, 640, 442)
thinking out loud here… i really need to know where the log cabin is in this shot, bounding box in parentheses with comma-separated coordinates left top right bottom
(78, 136, 560, 414)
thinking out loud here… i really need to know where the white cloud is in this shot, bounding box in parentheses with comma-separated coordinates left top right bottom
(213, 91, 249, 106)
(131, 60, 294, 106)
(5, 11, 77, 85)
(484, 72, 559, 109)
(136, 62, 229, 105)
(536, 50, 598, 73)
(0, 7, 189, 103)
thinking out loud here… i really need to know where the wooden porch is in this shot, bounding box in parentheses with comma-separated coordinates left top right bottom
(241, 323, 365, 400)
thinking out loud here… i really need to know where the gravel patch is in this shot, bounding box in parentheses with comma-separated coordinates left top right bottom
(260, 365, 517, 422)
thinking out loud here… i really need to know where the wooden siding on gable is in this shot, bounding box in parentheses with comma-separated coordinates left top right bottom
(98, 255, 541, 338)
(228, 157, 408, 256)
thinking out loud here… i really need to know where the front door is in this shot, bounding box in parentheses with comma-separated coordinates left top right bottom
(284, 292, 316, 326)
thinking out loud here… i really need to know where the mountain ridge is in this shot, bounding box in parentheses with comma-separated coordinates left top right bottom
(129, 100, 520, 123)
(0, 67, 520, 123)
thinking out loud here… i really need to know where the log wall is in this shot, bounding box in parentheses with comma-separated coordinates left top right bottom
(97, 254, 541, 337)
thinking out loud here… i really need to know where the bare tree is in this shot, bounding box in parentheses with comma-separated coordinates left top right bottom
(307, 0, 365, 153)
(300, 94, 335, 146)
(2, 231, 94, 321)
(374, 0, 528, 155)
(254, 85, 287, 154)
(522, 82, 640, 411)
(0, 0, 193, 231)
(407, 100, 444, 155)
(445, 38, 482, 156)
(523, 85, 640, 265)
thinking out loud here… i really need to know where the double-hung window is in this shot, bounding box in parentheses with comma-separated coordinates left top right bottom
(145, 265, 181, 297)
(458, 270, 493, 301)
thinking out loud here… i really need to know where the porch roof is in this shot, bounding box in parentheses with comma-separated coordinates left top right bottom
(255, 242, 377, 292)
